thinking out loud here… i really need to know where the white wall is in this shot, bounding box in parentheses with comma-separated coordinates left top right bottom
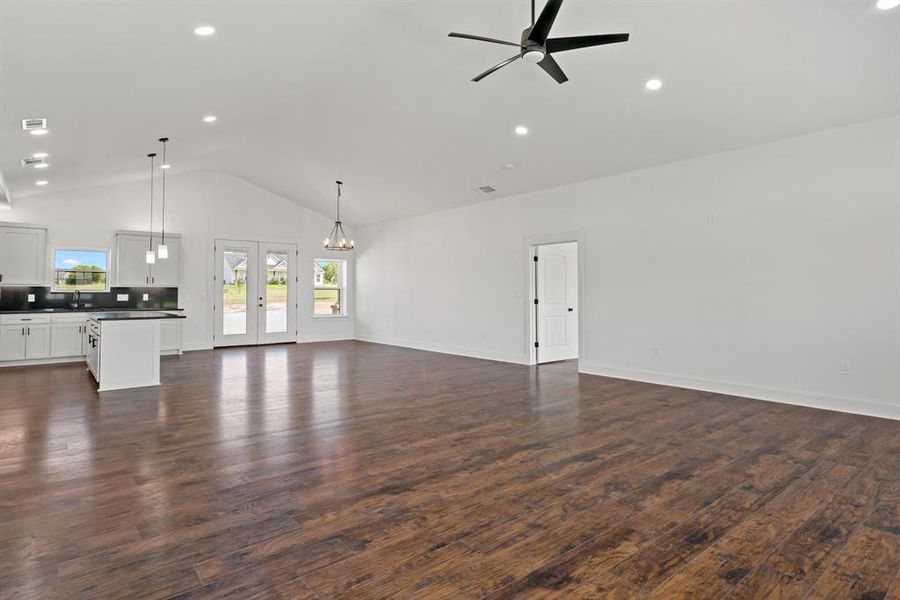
(356, 116, 900, 419)
(1, 171, 355, 349)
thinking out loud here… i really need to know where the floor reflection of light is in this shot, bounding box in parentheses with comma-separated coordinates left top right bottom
(218, 351, 250, 440)
(263, 347, 290, 434)
(310, 353, 345, 429)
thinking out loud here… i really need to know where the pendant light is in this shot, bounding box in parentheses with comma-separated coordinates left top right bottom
(157, 137, 170, 259)
(323, 180, 355, 251)
(145, 153, 156, 264)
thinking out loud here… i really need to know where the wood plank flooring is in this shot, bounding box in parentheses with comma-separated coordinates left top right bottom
(0, 341, 897, 599)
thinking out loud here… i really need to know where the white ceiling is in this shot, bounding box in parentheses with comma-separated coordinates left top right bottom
(1, 0, 898, 225)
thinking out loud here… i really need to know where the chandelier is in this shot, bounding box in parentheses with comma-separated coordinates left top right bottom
(324, 180, 354, 251)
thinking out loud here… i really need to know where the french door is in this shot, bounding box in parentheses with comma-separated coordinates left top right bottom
(214, 240, 297, 347)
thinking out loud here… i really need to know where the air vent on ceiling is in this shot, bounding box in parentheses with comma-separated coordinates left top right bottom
(21, 118, 47, 131)
(476, 185, 496, 194)
(20, 157, 47, 167)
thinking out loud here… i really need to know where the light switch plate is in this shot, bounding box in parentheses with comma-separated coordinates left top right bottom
(117, 294, 129, 301)
(142, 293, 150, 301)
(27, 293, 36, 302)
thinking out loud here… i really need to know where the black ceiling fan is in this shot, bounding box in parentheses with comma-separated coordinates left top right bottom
(448, 0, 629, 84)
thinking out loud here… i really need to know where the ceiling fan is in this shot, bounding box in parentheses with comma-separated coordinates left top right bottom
(448, 0, 629, 84)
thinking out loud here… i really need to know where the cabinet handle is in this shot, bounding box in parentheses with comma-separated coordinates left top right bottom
(27, 327, 30, 335)
(21, 327, 25, 336)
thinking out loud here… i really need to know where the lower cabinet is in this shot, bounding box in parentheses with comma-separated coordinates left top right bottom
(50, 321, 89, 358)
(0, 324, 27, 361)
(160, 318, 182, 354)
(0, 312, 182, 364)
(0, 317, 51, 360)
(24, 324, 51, 359)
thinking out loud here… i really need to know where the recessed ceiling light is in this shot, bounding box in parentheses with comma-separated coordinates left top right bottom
(515, 125, 528, 136)
(645, 78, 663, 91)
(35, 180, 49, 186)
(34, 163, 49, 169)
(29, 128, 49, 136)
(194, 25, 215, 36)
(502, 163, 518, 170)
(160, 164, 171, 170)
(203, 115, 217, 123)
(32, 152, 48, 159)
(877, 0, 900, 8)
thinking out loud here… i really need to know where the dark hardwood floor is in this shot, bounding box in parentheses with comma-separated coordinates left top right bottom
(0, 341, 897, 599)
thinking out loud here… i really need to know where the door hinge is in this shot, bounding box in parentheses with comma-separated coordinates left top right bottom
(534, 298, 538, 305)
(533, 256, 538, 262)
(534, 342, 539, 348)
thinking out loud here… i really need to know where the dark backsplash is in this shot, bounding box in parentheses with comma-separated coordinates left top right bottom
(0, 286, 179, 311)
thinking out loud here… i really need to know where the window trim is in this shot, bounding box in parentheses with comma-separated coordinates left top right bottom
(50, 247, 112, 293)
(313, 258, 348, 318)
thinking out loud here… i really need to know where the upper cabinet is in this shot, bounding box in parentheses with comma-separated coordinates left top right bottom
(116, 231, 181, 287)
(0, 224, 47, 286)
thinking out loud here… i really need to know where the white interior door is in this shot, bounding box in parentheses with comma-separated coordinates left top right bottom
(258, 243, 297, 344)
(215, 240, 297, 347)
(215, 240, 259, 347)
(536, 242, 578, 363)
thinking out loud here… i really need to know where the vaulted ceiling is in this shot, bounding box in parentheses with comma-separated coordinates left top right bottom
(1, 0, 898, 225)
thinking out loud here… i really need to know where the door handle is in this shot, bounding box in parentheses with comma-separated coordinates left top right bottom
(567, 308, 574, 312)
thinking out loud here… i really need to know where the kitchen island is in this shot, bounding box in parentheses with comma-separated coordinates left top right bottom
(86, 311, 186, 392)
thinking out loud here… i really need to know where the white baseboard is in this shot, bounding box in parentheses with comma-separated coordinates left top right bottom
(183, 343, 213, 352)
(354, 334, 529, 365)
(0, 356, 85, 368)
(579, 363, 899, 421)
(298, 333, 356, 344)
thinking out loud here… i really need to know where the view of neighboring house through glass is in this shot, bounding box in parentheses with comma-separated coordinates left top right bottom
(314, 259, 345, 316)
(52, 249, 109, 292)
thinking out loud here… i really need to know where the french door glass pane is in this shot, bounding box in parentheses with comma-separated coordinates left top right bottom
(265, 251, 288, 333)
(223, 250, 248, 335)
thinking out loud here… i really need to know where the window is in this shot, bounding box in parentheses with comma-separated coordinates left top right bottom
(52, 248, 110, 292)
(314, 259, 346, 316)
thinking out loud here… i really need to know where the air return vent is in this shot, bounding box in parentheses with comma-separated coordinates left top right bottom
(476, 185, 496, 194)
(20, 157, 47, 167)
(21, 118, 47, 131)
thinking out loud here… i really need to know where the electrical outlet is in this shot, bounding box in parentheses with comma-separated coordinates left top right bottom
(117, 294, 129, 302)
(707, 211, 717, 224)
(27, 294, 35, 302)
(651, 345, 660, 357)
(839, 361, 853, 375)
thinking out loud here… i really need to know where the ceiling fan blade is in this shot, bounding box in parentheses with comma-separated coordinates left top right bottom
(538, 53, 568, 84)
(472, 54, 522, 82)
(529, 0, 564, 45)
(546, 33, 630, 53)
(448, 32, 523, 48)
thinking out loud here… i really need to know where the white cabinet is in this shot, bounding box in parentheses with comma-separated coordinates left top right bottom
(24, 324, 51, 359)
(159, 317, 182, 354)
(0, 315, 51, 360)
(0, 325, 27, 361)
(51, 321, 88, 358)
(116, 232, 180, 287)
(0, 224, 47, 286)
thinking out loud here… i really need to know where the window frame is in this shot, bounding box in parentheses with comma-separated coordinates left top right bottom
(50, 247, 112, 293)
(313, 258, 348, 318)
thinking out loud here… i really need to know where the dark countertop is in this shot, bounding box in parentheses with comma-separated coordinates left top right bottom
(89, 311, 187, 321)
(0, 307, 184, 314)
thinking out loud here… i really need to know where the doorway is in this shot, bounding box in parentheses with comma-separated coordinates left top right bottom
(214, 239, 298, 347)
(533, 241, 579, 364)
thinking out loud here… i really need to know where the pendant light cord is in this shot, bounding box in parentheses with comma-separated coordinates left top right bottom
(147, 153, 156, 252)
(159, 138, 168, 245)
(336, 180, 342, 223)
